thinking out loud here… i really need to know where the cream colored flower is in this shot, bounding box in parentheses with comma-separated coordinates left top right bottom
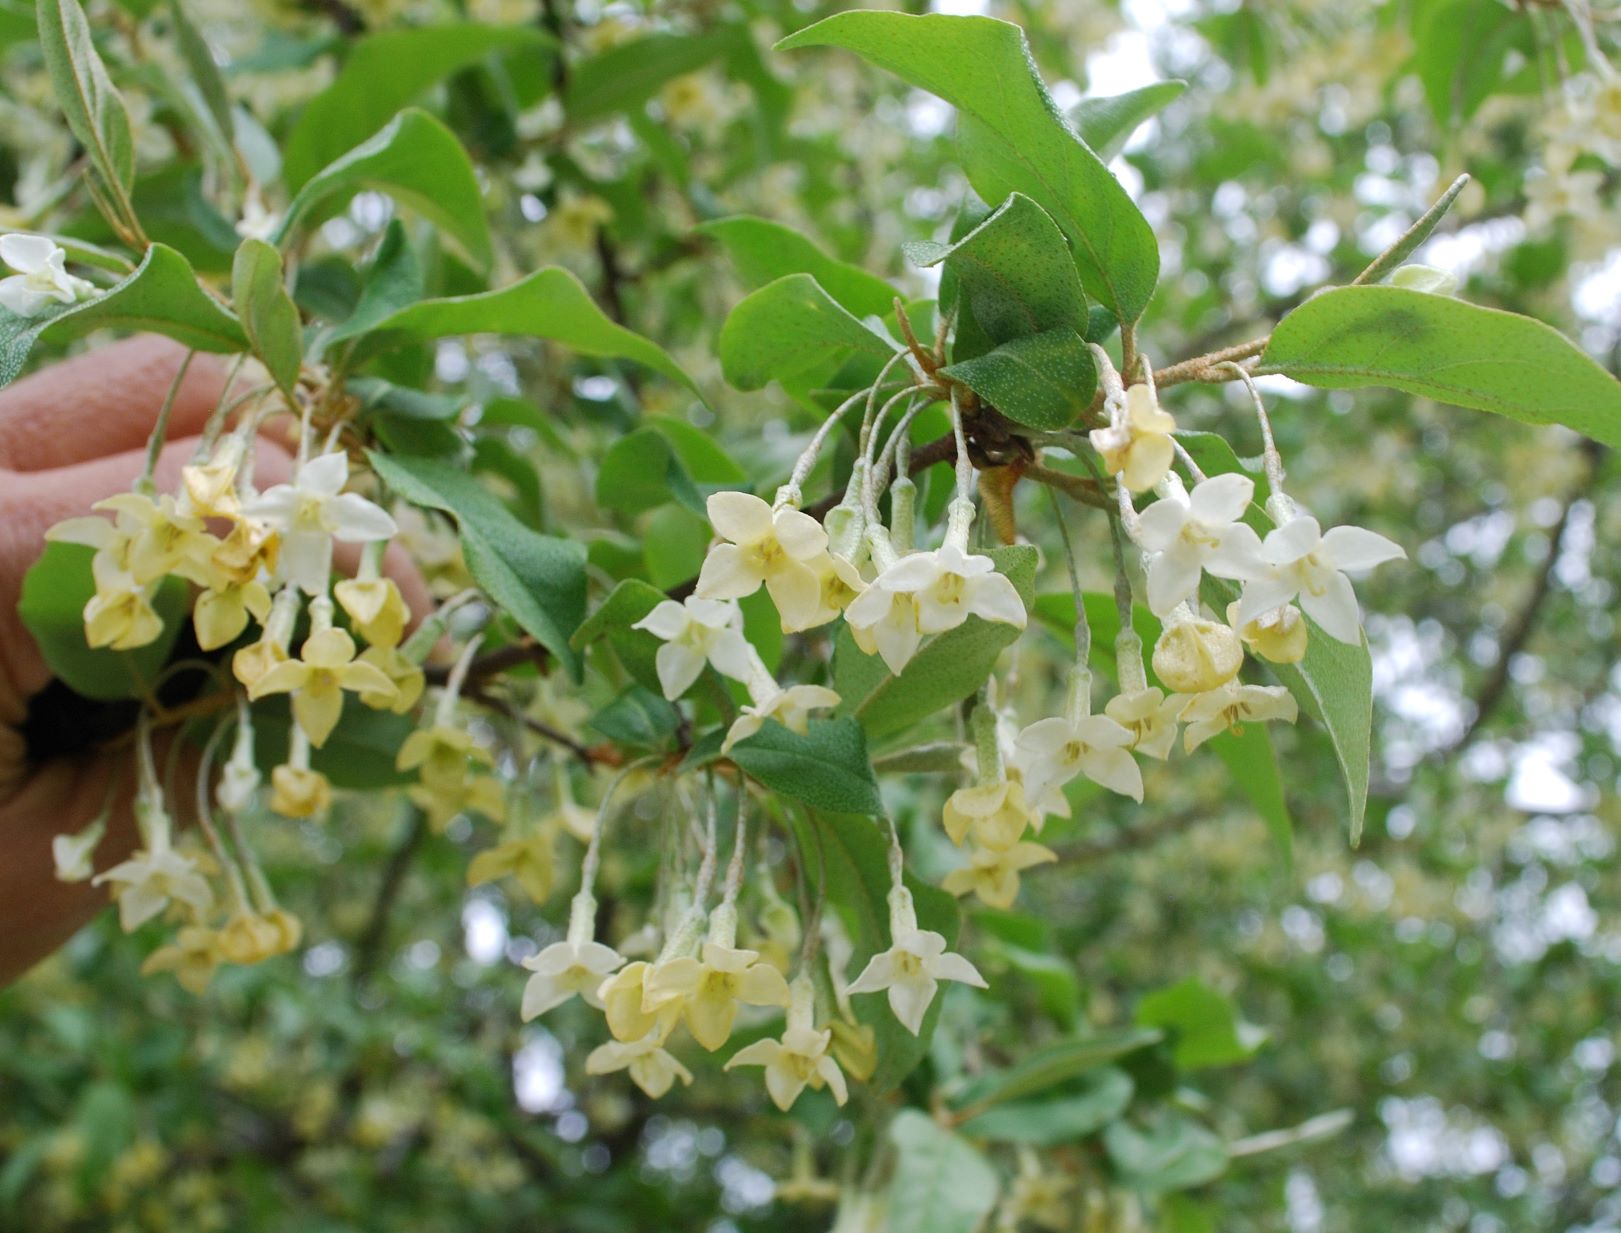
(250, 628, 398, 746)
(519, 937, 624, 1020)
(942, 780, 1038, 850)
(1177, 681, 1298, 752)
(725, 978, 849, 1112)
(722, 684, 841, 752)
(942, 842, 1056, 909)
(585, 1031, 692, 1099)
(94, 843, 214, 931)
(1089, 383, 1176, 492)
(695, 491, 828, 630)
(642, 942, 791, 1052)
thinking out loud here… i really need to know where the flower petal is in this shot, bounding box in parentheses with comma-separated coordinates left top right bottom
(707, 490, 773, 543)
(1320, 524, 1406, 572)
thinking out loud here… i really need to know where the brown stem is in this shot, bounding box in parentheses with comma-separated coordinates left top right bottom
(1153, 337, 1270, 390)
(464, 685, 617, 767)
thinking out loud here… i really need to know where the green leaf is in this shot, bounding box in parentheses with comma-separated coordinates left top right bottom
(1355, 175, 1470, 286)
(570, 578, 666, 695)
(834, 545, 1037, 742)
(1104, 1111, 1229, 1192)
(276, 108, 493, 271)
(1071, 80, 1186, 161)
(328, 218, 423, 346)
(780, 11, 1158, 322)
(17, 542, 186, 701)
(595, 427, 706, 517)
(789, 811, 960, 1091)
(231, 238, 302, 399)
(282, 23, 552, 190)
(368, 452, 587, 679)
(252, 696, 414, 788)
(950, 1027, 1163, 1110)
(906, 192, 1086, 346)
(959, 1067, 1134, 1145)
(37, 0, 135, 192)
(727, 718, 882, 815)
(0, 243, 247, 390)
(564, 27, 739, 124)
(167, 0, 234, 146)
(1210, 715, 1292, 872)
(589, 686, 680, 749)
(1414, 0, 1525, 129)
(939, 328, 1096, 430)
(697, 215, 897, 318)
(1260, 285, 1621, 446)
(886, 1111, 1000, 1233)
(717, 272, 894, 392)
(1136, 979, 1267, 1071)
(358, 266, 698, 395)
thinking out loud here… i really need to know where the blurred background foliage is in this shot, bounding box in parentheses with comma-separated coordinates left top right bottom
(1, 0, 1618, 1230)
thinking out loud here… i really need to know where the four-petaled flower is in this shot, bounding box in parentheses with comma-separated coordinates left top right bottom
(520, 937, 625, 1020)
(249, 627, 399, 746)
(0, 233, 96, 317)
(1103, 687, 1185, 760)
(1177, 680, 1299, 752)
(1015, 713, 1143, 806)
(695, 491, 829, 630)
(725, 979, 849, 1111)
(93, 842, 214, 932)
(1089, 383, 1177, 492)
(244, 452, 397, 595)
(723, 683, 841, 752)
(643, 942, 791, 1051)
(585, 1031, 693, 1099)
(942, 780, 1039, 850)
(1221, 514, 1405, 645)
(846, 891, 987, 1035)
(1133, 473, 1256, 616)
(942, 841, 1056, 909)
(633, 596, 754, 700)
(859, 544, 1025, 638)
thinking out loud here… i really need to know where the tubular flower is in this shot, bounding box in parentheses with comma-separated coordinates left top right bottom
(942, 779, 1040, 850)
(1133, 473, 1257, 616)
(694, 491, 829, 630)
(856, 543, 1024, 638)
(243, 452, 397, 595)
(846, 888, 986, 1035)
(93, 842, 214, 932)
(723, 684, 841, 753)
(1089, 382, 1177, 492)
(1228, 599, 1309, 664)
(642, 942, 791, 1052)
(467, 833, 556, 904)
(942, 841, 1057, 909)
(140, 926, 223, 995)
(633, 596, 754, 700)
(585, 1031, 693, 1099)
(269, 765, 332, 819)
(357, 645, 425, 713)
(91, 493, 218, 585)
(598, 961, 683, 1044)
(335, 577, 411, 649)
(193, 578, 272, 651)
(0, 233, 96, 316)
(249, 628, 398, 746)
(844, 584, 924, 674)
(521, 936, 625, 1020)
(726, 977, 849, 1111)
(1220, 514, 1405, 645)
(1178, 681, 1299, 752)
(1015, 713, 1143, 805)
(1103, 687, 1185, 760)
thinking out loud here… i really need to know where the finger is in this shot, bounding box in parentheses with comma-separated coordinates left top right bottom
(0, 337, 235, 472)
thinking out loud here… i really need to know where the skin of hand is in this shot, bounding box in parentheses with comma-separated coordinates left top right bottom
(0, 337, 431, 987)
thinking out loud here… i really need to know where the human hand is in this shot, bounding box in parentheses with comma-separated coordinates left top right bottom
(0, 337, 429, 985)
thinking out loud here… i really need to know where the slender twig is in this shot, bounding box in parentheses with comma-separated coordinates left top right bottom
(1153, 338, 1270, 390)
(464, 684, 613, 767)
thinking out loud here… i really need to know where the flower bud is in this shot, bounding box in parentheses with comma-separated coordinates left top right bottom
(1227, 600, 1308, 664)
(217, 911, 284, 965)
(1152, 616, 1243, 693)
(233, 637, 288, 692)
